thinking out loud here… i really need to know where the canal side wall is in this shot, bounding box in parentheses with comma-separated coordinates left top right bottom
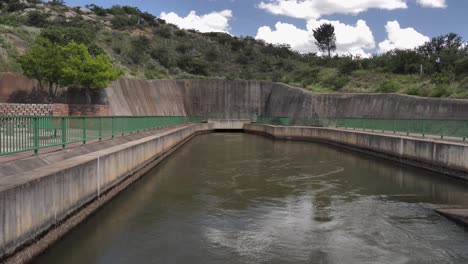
(106, 78, 468, 119)
(0, 123, 213, 262)
(244, 123, 468, 181)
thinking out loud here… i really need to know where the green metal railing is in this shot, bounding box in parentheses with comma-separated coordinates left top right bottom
(256, 117, 468, 141)
(0, 116, 202, 156)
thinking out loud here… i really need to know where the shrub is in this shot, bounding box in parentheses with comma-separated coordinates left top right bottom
(377, 79, 400, 93)
(0, 14, 20, 26)
(26, 11, 48, 27)
(322, 75, 349, 91)
(403, 84, 428, 96)
(176, 43, 192, 54)
(111, 15, 138, 29)
(338, 59, 360, 75)
(150, 47, 174, 68)
(205, 49, 218, 62)
(177, 55, 208, 76)
(154, 27, 172, 38)
(431, 72, 451, 85)
(429, 85, 451, 97)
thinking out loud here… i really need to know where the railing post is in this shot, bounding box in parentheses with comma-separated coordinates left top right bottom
(61, 117, 66, 149)
(83, 117, 87, 144)
(393, 119, 396, 134)
(464, 120, 467, 141)
(111, 116, 115, 139)
(406, 119, 410, 136)
(99, 116, 102, 141)
(121, 117, 124, 136)
(441, 122, 444, 139)
(422, 119, 425, 137)
(33, 117, 39, 155)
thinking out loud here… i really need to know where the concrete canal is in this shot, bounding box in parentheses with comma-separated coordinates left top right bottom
(33, 133, 468, 264)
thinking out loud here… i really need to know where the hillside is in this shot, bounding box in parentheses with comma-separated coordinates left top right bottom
(0, 0, 467, 98)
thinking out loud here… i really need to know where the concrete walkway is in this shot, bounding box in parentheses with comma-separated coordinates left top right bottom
(0, 125, 187, 179)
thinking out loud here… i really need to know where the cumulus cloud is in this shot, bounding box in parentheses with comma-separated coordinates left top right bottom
(160, 10, 232, 33)
(256, 19, 375, 57)
(256, 22, 314, 53)
(258, 0, 408, 19)
(378, 21, 430, 53)
(416, 0, 447, 8)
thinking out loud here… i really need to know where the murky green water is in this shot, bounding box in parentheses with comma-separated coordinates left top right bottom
(34, 133, 468, 264)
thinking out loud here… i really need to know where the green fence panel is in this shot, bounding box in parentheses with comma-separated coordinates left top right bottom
(257, 116, 468, 141)
(0, 115, 202, 156)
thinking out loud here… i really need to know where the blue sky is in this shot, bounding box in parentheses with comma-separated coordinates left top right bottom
(65, 0, 466, 56)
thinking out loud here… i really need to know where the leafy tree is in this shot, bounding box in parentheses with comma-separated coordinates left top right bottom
(313, 23, 336, 57)
(19, 39, 122, 103)
(18, 38, 64, 102)
(418, 33, 465, 73)
(61, 42, 123, 103)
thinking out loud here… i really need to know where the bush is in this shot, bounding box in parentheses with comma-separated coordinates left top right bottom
(111, 15, 139, 29)
(154, 27, 172, 38)
(429, 85, 451, 97)
(177, 55, 208, 76)
(145, 68, 169, 79)
(403, 84, 428, 96)
(293, 67, 320, 86)
(377, 79, 400, 93)
(431, 72, 451, 85)
(0, 14, 20, 26)
(26, 11, 49, 27)
(338, 59, 360, 75)
(322, 75, 349, 91)
(205, 49, 218, 62)
(176, 43, 192, 54)
(150, 47, 174, 68)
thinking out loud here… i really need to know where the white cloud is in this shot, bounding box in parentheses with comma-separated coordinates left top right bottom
(378, 21, 430, 53)
(258, 0, 408, 19)
(256, 22, 315, 53)
(416, 0, 447, 8)
(256, 19, 375, 57)
(160, 10, 232, 33)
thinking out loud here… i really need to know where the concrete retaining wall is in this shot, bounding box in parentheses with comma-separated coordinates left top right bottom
(3, 73, 468, 119)
(0, 123, 213, 261)
(244, 123, 468, 180)
(106, 79, 468, 119)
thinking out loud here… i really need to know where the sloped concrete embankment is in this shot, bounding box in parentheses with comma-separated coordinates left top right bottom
(0, 123, 213, 263)
(244, 123, 468, 181)
(106, 78, 468, 119)
(3, 73, 468, 119)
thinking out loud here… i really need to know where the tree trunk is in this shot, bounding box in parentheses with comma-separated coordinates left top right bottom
(85, 88, 92, 105)
(48, 83, 54, 104)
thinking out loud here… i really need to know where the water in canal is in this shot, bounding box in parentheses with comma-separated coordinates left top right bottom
(34, 133, 468, 264)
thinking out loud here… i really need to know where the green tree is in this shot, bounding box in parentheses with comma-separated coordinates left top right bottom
(18, 38, 64, 102)
(313, 23, 336, 57)
(19, 39, 122, 104)
(61, 42, 123, 103)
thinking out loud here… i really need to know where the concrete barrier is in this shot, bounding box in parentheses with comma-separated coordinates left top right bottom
(208, 119, 251, 130)
(0, 123, 213, 262)
(244, 123, 468, 181)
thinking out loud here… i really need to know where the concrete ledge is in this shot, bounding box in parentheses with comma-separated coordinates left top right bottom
(208, 119, 251, 130)
(244, 123, 468, 181)
(435, 209, 468, 226)
(0, 123, 213, 262)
